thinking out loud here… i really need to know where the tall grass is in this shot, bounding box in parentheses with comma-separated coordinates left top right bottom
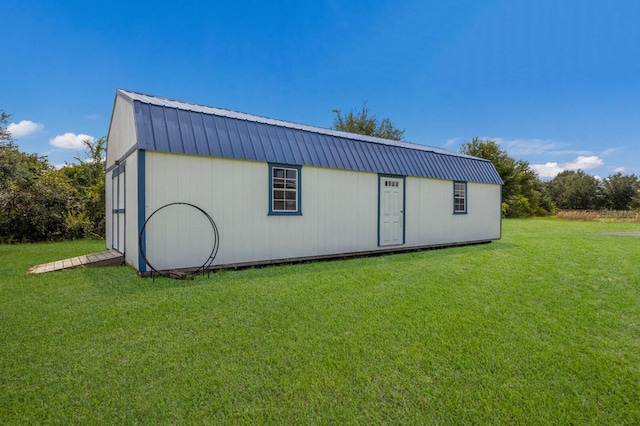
(1, 219, 639, 424)
(556, 209, 640, 221)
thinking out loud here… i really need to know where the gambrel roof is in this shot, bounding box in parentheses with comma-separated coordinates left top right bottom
(116, 89, 503, 185)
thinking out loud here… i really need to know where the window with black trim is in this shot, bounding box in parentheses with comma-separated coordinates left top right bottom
(454, 181, 467, 214)
(269, 164, 301, 215)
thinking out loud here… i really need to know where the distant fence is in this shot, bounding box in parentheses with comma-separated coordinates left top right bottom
(556, 210, 640, 222)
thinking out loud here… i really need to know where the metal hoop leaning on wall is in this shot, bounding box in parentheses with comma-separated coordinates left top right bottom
(139, 203, 220, 279)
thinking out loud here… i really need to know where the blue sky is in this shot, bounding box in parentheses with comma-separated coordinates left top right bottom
(3, 0, 639, 178)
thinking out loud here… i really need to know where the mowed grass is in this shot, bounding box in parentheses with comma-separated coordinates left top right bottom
(1, 219, 639, 424)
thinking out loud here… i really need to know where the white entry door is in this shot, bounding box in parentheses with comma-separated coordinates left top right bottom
(111, 165, 126, 253)
(379, 176, 404, 246)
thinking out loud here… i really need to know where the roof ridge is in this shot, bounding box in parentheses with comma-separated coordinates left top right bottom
(117, 88, 485, 162)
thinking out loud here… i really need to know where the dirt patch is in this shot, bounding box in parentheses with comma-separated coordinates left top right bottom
(601, 232, 640, 236)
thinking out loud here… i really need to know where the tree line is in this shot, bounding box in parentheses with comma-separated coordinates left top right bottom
(0, 110, 105, 242)
(1, 105, 638, 243)
(460, 137, 640, 217)
(333, 106, 639, 218)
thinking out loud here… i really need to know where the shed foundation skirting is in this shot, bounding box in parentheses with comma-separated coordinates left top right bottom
(139, 239, 492, 276)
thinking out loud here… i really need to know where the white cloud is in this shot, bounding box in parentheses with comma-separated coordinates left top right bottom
(495, 138, 563, 156)
(443, 137, 461, 149)
(492, 137, 591, 157)
(50, 133, 95, 149)
(614, 166, 625, 173)
(569, 156, 604, 170)
(601, 148, 618, 156)
(7, 120, 44, 138)
(86, 114, 100, 120)
(531, 162, 564, 178)
(531, 155, 604, 178)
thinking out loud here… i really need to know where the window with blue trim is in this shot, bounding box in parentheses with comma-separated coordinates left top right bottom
(269, 164, 302, 215)
(454, 181, 467, 214)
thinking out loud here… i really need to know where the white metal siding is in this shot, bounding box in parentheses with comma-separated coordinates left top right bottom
(140, 152, 500, 271)
(106, 96, 136, 167)
(466, 182, 502, 240)
(405, 178, 501, 245)
(143, 152, 380, 270)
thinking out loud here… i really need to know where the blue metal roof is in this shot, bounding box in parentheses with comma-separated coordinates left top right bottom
(117, 89, 503, 185)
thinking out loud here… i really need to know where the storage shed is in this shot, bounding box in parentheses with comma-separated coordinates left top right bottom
(106, 89, 503, 274)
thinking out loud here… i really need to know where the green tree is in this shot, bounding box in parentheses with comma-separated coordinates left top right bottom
(601, 172, 639, 210)
(460, 137, 517, 199)
(0, 111, 107, 242)
(0, 118, 72, 242)
(0, 169, 74, 242)
(60, 137, 106, 238)
(460, 137, 552, 217)
(1, 110, 48, 191)
(1, 110, 13, 145)
(332, 101, 405, 141)
(547, 170, 601, 210)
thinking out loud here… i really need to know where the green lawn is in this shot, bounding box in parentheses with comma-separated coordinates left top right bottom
(1, 219, 639, 424)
